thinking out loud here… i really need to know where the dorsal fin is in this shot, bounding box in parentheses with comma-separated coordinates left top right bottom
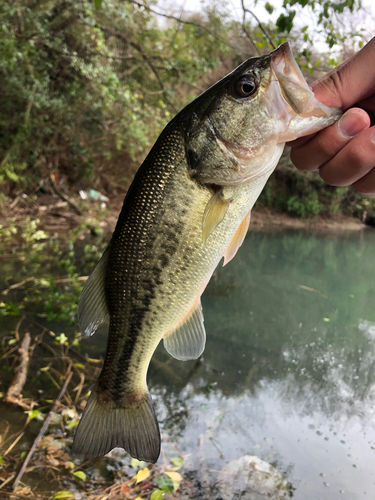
(163, 301, 206, 361)
(202, 190, 230, 244)
(77, 242, 111, 337)
(223, 211, 251, 266)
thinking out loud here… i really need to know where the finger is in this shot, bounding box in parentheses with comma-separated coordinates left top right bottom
(287, 132, 316, 148)
(319, 126, 375, 186)
(290, 108, 370, 171)
(310, 37, 375, 109)
(353, 167, 375, 195)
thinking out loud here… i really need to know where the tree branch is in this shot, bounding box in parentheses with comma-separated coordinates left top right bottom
(241, 0, 276, 49)
(98, 24, 178, 112)
(12, 370, 73, 492)
(4, 331, 31, 408)
(126, 0, 238, 51)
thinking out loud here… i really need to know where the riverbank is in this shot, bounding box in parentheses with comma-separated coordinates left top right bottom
(1, 192, 368, 245)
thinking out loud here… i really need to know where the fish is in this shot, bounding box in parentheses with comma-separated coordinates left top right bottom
(72, 42, 341, 463)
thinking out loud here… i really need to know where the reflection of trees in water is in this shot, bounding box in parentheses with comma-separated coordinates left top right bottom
(148, 230, 375, 436)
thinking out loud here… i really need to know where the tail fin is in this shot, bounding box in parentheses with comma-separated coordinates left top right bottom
(72, 390, 161, 463)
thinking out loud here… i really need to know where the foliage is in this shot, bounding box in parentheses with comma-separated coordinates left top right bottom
(0, 212, 107, 323)
(0, 0, 368, 204)
(0, 0, 231, 197)
(258, 158, 375, 220)
(0, 217, 188, 497)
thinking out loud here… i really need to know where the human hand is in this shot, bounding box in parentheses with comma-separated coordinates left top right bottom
(288, 37, 375, 194)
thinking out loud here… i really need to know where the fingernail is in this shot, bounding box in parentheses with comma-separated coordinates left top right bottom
(338, 110, 368, 138)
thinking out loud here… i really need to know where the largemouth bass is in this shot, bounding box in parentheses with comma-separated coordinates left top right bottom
(72, 43, 341, 463)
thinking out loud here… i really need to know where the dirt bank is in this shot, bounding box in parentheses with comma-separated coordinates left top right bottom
(1, 193, 369, 241)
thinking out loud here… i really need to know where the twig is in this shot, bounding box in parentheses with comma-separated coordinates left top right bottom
(14, 316, 26, 341)
(241, 0, 276, 49)
(126, 0, 237, 51)
(297, 284, 329, 299)
(3, 432, 25, 456)
(1, 276, 88, 295)
(50, 175, 82, 215)
(4, 331, 31, 408)
(2, 278, 36, 295)
(98, 24, 178, 112)
(0, 418, 31, 453)
(0, 473, 16, 491)
(12, 370, 73, 491)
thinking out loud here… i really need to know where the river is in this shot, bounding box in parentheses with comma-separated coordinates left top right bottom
(2, 227, 375, 498)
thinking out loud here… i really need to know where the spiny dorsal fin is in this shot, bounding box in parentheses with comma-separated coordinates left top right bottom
(77, 242, 111, 337)
(163, 301, 206, 361)
(202, 190, 230, 244)
(223, 211, 251, 266)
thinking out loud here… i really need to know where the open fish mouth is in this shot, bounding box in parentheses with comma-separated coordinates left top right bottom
(270, 42, 342, 125)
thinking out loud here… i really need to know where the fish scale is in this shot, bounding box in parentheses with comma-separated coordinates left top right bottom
(72, 42, 341, 463)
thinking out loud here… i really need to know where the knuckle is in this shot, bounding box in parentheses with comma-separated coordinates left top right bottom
(354, 179, 375, 195)
(319, 167, 347, 186)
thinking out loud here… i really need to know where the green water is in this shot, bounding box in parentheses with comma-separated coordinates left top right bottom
(143, 228, 375, 499)
(2, 228, 375, 498)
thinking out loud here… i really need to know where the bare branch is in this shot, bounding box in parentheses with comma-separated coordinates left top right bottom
(241, 0, 276, 49)
(4, 331, 31, 408)
(241, 3, 261, 55)
(126, 0, 238, 51)
(12, 370, 73, 491)
(98, 24, 178, 112)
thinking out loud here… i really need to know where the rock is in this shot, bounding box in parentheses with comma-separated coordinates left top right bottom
(217, 455, 291, 500)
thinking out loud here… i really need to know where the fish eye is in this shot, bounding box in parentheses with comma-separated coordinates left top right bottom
(234, 76, 258, 98)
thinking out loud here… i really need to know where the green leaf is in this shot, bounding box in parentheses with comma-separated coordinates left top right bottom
(94, 0, 103, 8)
(155, 475, 174, 493)
(56, 333, 68, 345)
(131, 458, 146, 469)
(150, 490, 165, 500)
(276, 11, 296, 33)
(52, 492, 75, 499)
(170, 456, 184, 468)
(0, 455, 4, 465)
(5, 169, 19, 182)
(67, 419, 80, 429)
(8, 338, 17, 345)
(265, 2, 274, 14)
(73, 470, 86, 481)
(28, 409, 41, 420)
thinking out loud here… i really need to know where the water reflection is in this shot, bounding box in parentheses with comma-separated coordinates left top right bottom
(144, 229, 375, 500)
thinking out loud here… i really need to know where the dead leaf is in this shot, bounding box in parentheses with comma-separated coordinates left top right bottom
(46, 455, 60, 467)
(120, 482, 131, 498)
(135, 467, 150, 483)
(38, 435, 54, 449)
(165, 471, 182, 482)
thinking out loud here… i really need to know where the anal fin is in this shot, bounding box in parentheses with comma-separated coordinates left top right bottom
(163, 301, 206, 361)
(223, 211, 251, 266)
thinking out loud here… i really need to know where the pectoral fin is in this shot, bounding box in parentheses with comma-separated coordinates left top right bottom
(163, 301, 206, 361)
(223, 212, 251, 266)
(77, 242, 111, 337)
(202, 190, 230, 244)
